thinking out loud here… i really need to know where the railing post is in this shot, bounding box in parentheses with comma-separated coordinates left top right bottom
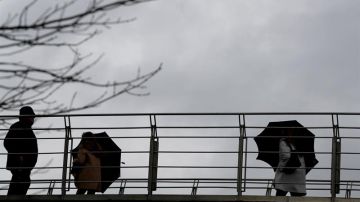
(119, 179, 127, 195)
(47, 180, 55, 195)
(191, 179, 200, 195)
(148, 115, 159, 195)
(237, 114, 246, 196)
(345, 182, 352, 199)
(331, 114, 341, 199)
(266, 180, 273, 196)
(61, 116, 71, 196)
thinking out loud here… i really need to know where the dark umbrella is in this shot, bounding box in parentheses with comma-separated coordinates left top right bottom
(254, 120, 318, 174)
(71, 132, 121, 192)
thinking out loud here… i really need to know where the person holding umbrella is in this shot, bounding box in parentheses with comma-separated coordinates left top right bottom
(72, 132, 102, 195)
(254, 120, 319, 197)
(71, 131, 122, 194)
(274, 128, 306, 196)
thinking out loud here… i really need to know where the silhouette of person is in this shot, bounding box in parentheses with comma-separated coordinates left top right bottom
(3, 106, 38, 195)
(274, 129, 306, 196)
(72, 132, 102, 195)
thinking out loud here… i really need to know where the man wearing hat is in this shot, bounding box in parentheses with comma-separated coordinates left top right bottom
(4, 106, 38, 195)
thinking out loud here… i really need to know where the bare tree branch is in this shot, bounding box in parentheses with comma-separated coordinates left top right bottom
(0, 0, 148, 52)
(0, 0, 161, 123)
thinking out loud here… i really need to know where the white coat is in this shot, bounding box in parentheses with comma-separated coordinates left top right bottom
(274, 138, 306, 194)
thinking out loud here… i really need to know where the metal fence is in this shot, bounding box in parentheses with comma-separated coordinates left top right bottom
(0, 113, 359, 198)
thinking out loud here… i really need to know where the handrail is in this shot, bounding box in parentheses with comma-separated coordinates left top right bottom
(0, 113, 359, 198)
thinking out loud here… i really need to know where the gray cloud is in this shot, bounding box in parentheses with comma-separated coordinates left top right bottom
(78, 0, 360, 113)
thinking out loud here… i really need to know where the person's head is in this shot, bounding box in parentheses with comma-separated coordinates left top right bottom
(280, 127, 295, 144)
(19, 106, 35, 126)
(81, 132, 97, 150)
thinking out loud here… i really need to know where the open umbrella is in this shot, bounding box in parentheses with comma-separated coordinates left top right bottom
(254, 120, 318, 174)
(71, 132, 121, 192)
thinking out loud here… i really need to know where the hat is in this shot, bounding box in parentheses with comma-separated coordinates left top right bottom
(19, 106, 35, 116)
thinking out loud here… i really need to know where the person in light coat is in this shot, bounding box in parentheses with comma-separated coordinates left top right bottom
(72, 132, 102, 195)
(274, 131, 306, 196)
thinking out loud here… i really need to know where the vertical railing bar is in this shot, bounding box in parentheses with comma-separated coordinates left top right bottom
(237, 115, 241, 195)
(266, 180, 272, 196)
(237, 114, 245, 195)
(153, 127, 159, 193)
(67, 134, 74, 191)
(336, 114, 341, 195)
(119, 179, 127, 195)
(191, 179, 199, 195)
(61, 115, 70, 196)
(331, 113, 341, 200)
(243, 114, 248, 193)
(147, 115, 153, 195)
(148, 114, 157, 195)
(331, 114, 336, 199)
(67, 116, 73, 191)
(47, 180, 55, 195)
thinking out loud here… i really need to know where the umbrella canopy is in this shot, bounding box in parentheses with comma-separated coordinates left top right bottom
(71, 132, 121, 192)
(254, 120, 318, 173)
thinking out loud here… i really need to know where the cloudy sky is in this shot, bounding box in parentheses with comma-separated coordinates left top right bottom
(1, 0, 360, 197)
(85, 0, 360, 114)
(1, 0, 359, 113)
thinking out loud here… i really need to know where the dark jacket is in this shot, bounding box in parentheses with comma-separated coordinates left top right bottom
(4, 121, 38, 170)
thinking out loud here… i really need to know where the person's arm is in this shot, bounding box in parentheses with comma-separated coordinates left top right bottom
(72, 148, 87, 175)
(76, 148, 88, 165)
(278, 139, 291, 172)
(4, 128, 27, 169)
(3, 129, 14, 152)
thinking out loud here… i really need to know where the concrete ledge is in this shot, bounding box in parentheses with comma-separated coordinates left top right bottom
(0, 194, 359, 201)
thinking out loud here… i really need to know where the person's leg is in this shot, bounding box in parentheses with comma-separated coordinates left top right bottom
(76, 189, 86, 195)
(87, 190, 95, 195)
(290, 192, 306, 197)
(276, 189, 288, 196)
(8, 170, 21, 195)
(21, 171, 31, 195)
(8, 170, 31, 195)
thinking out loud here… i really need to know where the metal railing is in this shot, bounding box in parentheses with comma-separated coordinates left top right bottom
(0, 112, 359, 198)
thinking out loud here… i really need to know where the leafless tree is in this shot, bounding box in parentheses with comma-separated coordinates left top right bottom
(0, 0, 161, 120)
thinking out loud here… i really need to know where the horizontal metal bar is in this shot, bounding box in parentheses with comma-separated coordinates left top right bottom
(3, 112, 360, 118)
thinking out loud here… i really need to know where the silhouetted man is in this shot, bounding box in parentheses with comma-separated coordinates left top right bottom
(4, 106, 38, 195)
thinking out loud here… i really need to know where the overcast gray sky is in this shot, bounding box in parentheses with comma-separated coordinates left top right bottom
(82, 0, 360, 114)
(1, 0, 360, 197)
(1, 0, 358, 113)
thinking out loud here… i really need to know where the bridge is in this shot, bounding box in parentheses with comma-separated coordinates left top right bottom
(0, 113, 359, 201)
